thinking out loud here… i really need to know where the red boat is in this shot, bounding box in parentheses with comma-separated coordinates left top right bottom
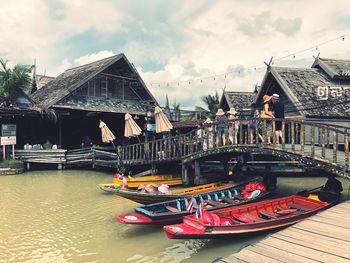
(117, 178, 270, 225)
(163, 195, 336, 239)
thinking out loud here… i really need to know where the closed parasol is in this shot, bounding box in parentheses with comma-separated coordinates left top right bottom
(99, 120, 116, 145)
(154, 106, 173, 133)
(124, 112, 142, 138)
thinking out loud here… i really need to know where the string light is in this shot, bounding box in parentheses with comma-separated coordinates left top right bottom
(147, 33, 350, 87)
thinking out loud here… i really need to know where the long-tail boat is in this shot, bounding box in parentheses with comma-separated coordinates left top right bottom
(107, 182, 234, 204)
(117, 177, 269, 225)
(163, 194, 337, 239)
(99, 174, 183, 190)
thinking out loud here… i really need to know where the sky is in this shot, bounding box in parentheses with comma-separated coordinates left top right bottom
(1, 0, 350, 109)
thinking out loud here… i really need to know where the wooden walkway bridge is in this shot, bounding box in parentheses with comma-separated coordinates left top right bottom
(217, 201, 350, 263)
(119, 118, 350, 180)
(14, 119, 350, 182)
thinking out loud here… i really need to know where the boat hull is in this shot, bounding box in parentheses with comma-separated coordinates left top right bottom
(98, 174, 183, 191)
(163, 195, 335, 239)
(113, 183, 233, 204)
(118, 177, 270, 225)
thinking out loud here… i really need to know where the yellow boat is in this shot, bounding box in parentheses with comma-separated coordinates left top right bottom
(98, 174, 183, 190)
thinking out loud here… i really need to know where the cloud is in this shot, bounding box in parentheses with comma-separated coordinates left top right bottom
(74, 51, 115, 66)
(0, 0, 350, 110)
(236, 11, 302, 37)
(274, 17, 302, 36)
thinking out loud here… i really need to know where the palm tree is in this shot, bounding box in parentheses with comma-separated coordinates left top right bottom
(172, 100, 181, 121)
(195, 91, 220, 117)
(0, 59, 33, 105)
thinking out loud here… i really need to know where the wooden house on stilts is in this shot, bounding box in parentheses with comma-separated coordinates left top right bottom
(30, 54, 158, 149)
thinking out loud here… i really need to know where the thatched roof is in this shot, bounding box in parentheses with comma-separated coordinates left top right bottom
(30, 54, 157, 113)
(256, 61, 350, 118)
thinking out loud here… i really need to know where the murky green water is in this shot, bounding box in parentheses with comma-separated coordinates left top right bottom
(0, 170, 349, 263)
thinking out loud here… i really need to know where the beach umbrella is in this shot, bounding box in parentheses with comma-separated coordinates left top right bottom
(99, 120, 116, 146)
(154, 106, 173, 133)
(124, 112, 142, 138)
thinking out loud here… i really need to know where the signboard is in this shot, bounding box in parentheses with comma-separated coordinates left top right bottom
(0, 136, 16, 145)
(147, 124, 156, 131)
(1, 124, 16, 136)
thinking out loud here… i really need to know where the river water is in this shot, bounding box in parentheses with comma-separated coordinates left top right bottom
(0, 170, 349, 263)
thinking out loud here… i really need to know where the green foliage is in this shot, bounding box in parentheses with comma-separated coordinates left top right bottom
(0, 59, 33, 98)
(197, 91, 220, 117)
(0, 159, 23, 168)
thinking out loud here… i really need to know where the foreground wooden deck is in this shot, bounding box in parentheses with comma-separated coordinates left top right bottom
(218, 201, 350, 263)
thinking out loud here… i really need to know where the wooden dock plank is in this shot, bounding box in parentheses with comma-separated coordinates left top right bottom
(281, 228, 350, 248)
(272, 233, 350, 259)
(232, 249, 283, 263)
(250, 243, 320, 263)
(260, 237, 347, 262)
(220, 202, 350, 263)
(278, 227, 350, 247)
(294, 220, 350, 241)
(309, 216, 350, 229)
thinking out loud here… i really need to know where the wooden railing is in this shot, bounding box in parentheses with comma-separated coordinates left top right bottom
(119, 118, 350, 174)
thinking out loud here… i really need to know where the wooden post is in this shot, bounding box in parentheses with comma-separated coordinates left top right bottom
(58, 117, 62, 148)
(333, 131, 337, 163)
(311, 126, 315, 158)
(151, 164, 157, 175)
(321, 128, 326, 159)
(182, 164, 189, 186)
(300, 125, 305, 154)
(263, 119, 267, 146)
(291, 122, 295, 151)
(344, 131, 349, 171)
(281, 120, 285, 150)
(12, 144, 15, 160)
(194, 160, 200, 185)
(272, 119, 276, 149)
(2, 145, 5, 160)
(239, 122, 243, 145)
(255, 119, 259, 146)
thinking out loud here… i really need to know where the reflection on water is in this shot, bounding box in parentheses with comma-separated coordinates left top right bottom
(0, 170, 349, 263)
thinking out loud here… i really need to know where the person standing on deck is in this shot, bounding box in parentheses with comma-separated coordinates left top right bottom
(271, 93, 284, 144)
(227, 107, 239, 144)
(215, 108, 228, 146)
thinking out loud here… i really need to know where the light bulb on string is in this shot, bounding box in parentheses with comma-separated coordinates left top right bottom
(293, 55, 295, 59)
(342, 36, 345, 41)
(315, 46, 318, 51)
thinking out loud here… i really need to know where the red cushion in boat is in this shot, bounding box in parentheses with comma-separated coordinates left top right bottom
(219, 217, 235, 226)
(231, 213, 255, 223)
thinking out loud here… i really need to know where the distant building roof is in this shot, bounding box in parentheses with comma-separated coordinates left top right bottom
(0, 89, 39, 115)
(30, 54, 157, 113)
(36, 74, 55, 89)
(312, 57, 350, 79)
(220, 91, 256, 112)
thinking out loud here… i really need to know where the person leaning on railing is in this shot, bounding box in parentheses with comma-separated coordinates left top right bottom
(260, 95, 275, 145)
